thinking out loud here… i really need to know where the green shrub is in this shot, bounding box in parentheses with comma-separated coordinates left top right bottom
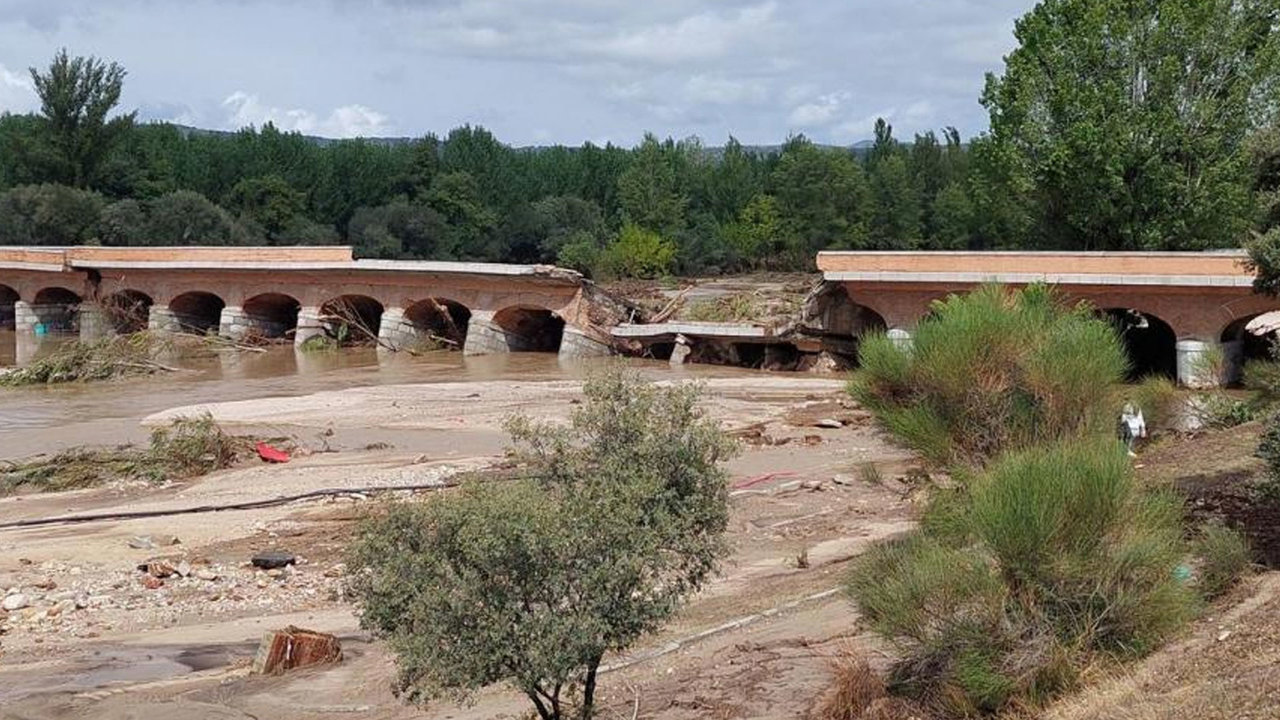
(1192, 392, 1260, 429)
(599, 223, 677, 279)
(847, 440, 1197, 715)
(1244, 352, 1280, 401)
(848, 284, 1128, 466)
(1194, 522, 1251, 599)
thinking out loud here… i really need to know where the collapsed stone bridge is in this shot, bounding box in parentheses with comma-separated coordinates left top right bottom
(815, 250, 1279, 387)
(0, 246, 623, 360)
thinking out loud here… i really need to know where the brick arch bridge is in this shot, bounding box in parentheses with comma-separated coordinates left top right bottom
(0, 246, 621, 360)
(817, 250, 1279, 387)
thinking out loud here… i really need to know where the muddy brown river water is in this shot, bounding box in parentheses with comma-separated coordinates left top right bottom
(0, 331, 762, 460)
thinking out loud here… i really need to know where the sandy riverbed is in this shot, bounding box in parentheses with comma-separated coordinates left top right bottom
(0, 372, 926, 720)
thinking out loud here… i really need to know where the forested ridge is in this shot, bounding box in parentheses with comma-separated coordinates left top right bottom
(1, 0, 1277, 278)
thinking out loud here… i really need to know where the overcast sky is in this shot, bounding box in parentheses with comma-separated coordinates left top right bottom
(0, 0, 1035, 146)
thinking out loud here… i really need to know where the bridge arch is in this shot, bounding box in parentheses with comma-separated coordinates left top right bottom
(169, 291, 226, 335)
(320, 294, 384, 345)
(0, 284, 18, 329)
(31, 286, 82, 333)
(103, 289, 153, 334)
(806, 285, 889, 362)
(1102, 307, 1177, 381)
(243, 293, 300, 339)
(1221, 313, 1276, 386)
(492, 305, 565, 353)
(404, 297, 471, 347)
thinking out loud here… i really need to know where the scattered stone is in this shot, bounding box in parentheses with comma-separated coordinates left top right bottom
(48, 599, 76, 617)
(252, 626, 342, 675)
(323, 564, 346, 578)
(266, 569, 284, 579)
(176, 561, 192, 578)
(801, 480, 826, 491)
(141, 576, 164, 590)
(32, 578, 57, 590)
(814, 418, 844, 429)
(1217, 630, 1233, 642)
(194, 568, 219, 582)
(128, 534, 180, 550)
(252, 551, 296, 570)
(2, 594, 29, 612)
(831, 474, 854, 486)
(140, 560, 177, 579)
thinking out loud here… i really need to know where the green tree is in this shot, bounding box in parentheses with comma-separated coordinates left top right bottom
(617, 134, 688, 237)
(424, 171, 498, 258)
(981, 0, 1280, 251)
(722, 193, 782, 269)
(0, 183, 104, 245)
(348, 371, 734, 720)
(29, 49, 136, 189)
(867, 120, 922, 247)
(348, 199, 448, 259)
(98, 198, 145, 246)
(1243, 122, 1280, 294)
(928, 182, 974, 249)
(771, 136, 869, 257)
(228, 174, 306, 242)
(144, 190, 253, 246)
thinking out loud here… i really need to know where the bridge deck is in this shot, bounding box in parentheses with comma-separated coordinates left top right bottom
(0, 246, 580, 283)
(817, 250, 1253, 287)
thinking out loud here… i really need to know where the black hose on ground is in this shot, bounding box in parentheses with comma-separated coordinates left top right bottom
(0, 481, 459, 531)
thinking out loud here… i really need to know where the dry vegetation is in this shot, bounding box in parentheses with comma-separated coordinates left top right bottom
(0, 414, 268, 495)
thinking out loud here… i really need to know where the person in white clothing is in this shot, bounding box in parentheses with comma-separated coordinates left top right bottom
(1119, 403, 1146, 457)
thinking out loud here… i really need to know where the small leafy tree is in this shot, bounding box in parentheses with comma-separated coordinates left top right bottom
(348, 371, 735, 720)
(600, 223, 677, 278)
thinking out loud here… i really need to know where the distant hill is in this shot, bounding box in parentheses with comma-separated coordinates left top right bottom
(167, 123, 881, 155)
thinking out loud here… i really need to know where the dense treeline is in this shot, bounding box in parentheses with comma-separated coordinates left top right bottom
(0, 110, 992, 274)
(1, 0, 1277, 278)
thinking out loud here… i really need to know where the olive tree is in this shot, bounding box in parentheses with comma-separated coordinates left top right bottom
(348, 370, 735, 720)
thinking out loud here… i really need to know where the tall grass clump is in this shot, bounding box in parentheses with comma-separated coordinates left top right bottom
(849, 284, 1127, 466)
(1192, 522, 1251, 599)
(846, 440, 1197, 716)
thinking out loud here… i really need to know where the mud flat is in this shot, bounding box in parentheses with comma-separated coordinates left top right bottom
(1, 373, 923, 720)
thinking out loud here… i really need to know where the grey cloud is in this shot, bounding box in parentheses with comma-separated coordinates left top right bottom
(0, 0, 1035, 145)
